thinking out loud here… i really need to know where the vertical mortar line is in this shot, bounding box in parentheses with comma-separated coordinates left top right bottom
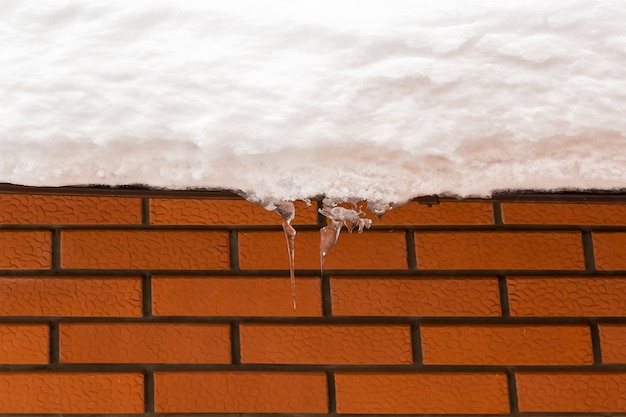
(141, 197, 150, 225)
(498, 275, 511, 318)
(229, 229, 240, 271)
(493, 202, 503, 225)
(231, 321, 241, 365)
(142, 272, 153, 317)
(316, 199, 326, 227)
(321, 272, 333, 317)
(405, 229, 417, 270)
(506, 368, 520, 414)
(326, 370, 337, 414)
(144, 368, 155, 414)
(590, 320, 602, 365)
(51, 228, 61, 271)
(410, 320, 423, 365)
(49, 320, 60, 365)
(582, 230, 597, 271)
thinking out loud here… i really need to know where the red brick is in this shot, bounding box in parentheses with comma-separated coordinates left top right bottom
(374, 201, 494, 225)
(60, 323, 230, 364)
(0, 276, 142, 317)
(415, 231, 584, 270)
(516, 372, 626, 412)
(153, 276, 320, 316)
(335, 372, 509, 414)
(150, 198, 318, 225)
(421, 324, 592, 365)
(61, 230, 229, 269)
(0, 372, 144, 413)
(239, 231, 406, 270)
(155, 372, 327, 413)
(599, 324, 626, 363)
(240, 324, 411, 365)
(508, 277, 626, 317)
(331, 276, 501, 317)
(502, 202, 626, 225)
(593, 232, 626, 270)
(0, 231, 51, 270)
(0, 324, 48, 364)
(0, 194, 141, 224)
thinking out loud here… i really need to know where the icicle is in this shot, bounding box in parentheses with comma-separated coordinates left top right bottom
(274, 201, 297, 310)
(319, 200, 372, 273)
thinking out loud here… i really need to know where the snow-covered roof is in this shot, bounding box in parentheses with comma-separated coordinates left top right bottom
(3, 0, 626, 207)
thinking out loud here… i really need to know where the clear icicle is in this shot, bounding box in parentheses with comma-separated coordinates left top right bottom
(274, 201, 297, 310)
(319, 200, 372, 273)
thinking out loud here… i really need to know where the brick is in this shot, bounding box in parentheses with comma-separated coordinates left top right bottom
(0, 193, 141, 224)
(240, 324, 411, 365)
(0, 324, 48, 364)
(152, 276, 321, 317)
(335, 372, 509, 414)
(0, 372, 144, 413)
(60, 323, 230, 364)
(0, 231, 51, 270)
(502, 202, 626, 225)
(150, 198, 318, 225)
(61, 230, 229, 269)
(0, 276, 142, 317)
(373, 201, 494, 225)
(421, 324, 592, 365)
(415, 231, 584, 270)
(593, 232, 626, 270)
(599, 324, 626, 363)
(155, 372, 327, 413)
(331, 276, 501, 317)
(516, 372, 626, 412)
(239, 231, 407, 270)
(508, 277, 626, 316)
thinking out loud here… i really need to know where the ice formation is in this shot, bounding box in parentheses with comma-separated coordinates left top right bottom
(3, 0, 626, 204)
(272, 201, 297, 310)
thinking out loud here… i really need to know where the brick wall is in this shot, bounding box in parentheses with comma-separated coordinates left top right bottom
(0, 191, 625, 415)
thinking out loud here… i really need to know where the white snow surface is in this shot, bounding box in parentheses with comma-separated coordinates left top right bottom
(3, 0, 626, 205)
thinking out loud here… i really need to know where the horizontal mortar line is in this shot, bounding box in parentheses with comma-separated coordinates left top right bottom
(4, 269, 626, 278)
(3, 224, 626, 232)
(3, 316, 625, 325)
(0, 364, 624, 373)
(145, 414, 622, 417)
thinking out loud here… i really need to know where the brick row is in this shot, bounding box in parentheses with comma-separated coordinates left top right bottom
(6, 321, 620, 366)
(0, 370, 624, 413)
(2, 229, 626, 271)
(2, 275, 625, 319)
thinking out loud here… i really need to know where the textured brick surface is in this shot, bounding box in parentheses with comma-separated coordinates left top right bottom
(240, 230, 407, 270)
(421, 324, 592, 365)
(508, 277, 626, 316)
(593, 232, 626, 270)
(516, 372, 626, 412)
(331, 276, 501, 316)
(335, 372, 509, 414)
(61, 230, 229, 269)
(152, 276, 321, 316)
(155, 372, 327, 413)
(0, 194, 141, 224)
(60, 323, 231, 364)
(0, 324, 48, 364)
(240, 324, 412, 365)
(151, 198, 318, 225)
(0, 276, 142, 317)
(415, 231, 584, 270)
(0, 372, 144, 413)
(599, 324, 626, 363)
(502, 202, 626, 225)
(374, 201, 494, 225)
(0, 231, 51, 269)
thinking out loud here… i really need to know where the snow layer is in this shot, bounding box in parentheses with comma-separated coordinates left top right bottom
(2, 0, 626, 204)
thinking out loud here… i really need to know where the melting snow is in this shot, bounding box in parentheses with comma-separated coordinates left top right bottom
(2, 0, 626, 205)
